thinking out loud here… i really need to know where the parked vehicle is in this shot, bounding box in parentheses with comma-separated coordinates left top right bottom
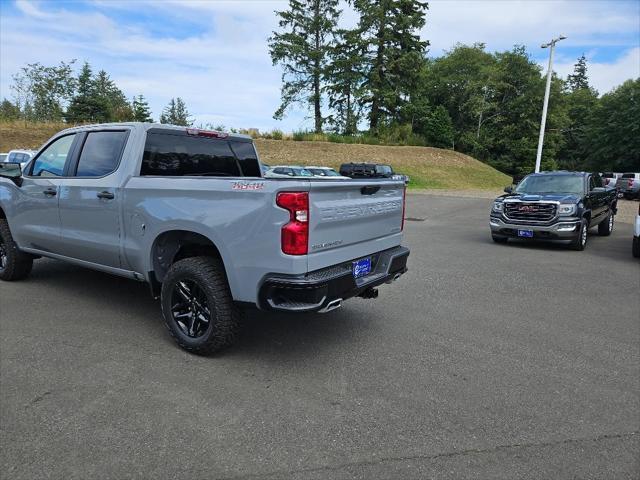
(0, 123, 410, 354)
(306, 166, 350, 179)
(490, 171, 618, 251)
(340, 163, 395, 179)
(615, 173, 640, 199)
(601, 172, 621, 189)
(264, 165, 314, 178)
(260, 162, 270, 175)
(633, 203, 640, 258)
(6, 149, 36, 167)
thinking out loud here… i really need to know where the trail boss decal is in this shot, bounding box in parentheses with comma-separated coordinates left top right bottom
(232, 181, 265, 190)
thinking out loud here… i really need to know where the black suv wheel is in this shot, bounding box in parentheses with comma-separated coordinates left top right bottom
(598, 212, 614, 236)
(570, 219, 588, 251)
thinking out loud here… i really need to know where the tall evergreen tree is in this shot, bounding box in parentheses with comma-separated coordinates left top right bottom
(66, 62, 110, 123)
(132, 95, 153, 122)
(269, 0, 341, 133)
(93, 70, 133, 121)
(353, 0, 429, 130)
(325, 29, 366, 134)
(160, 97, 192, 126)
(567, 54, 589, 92)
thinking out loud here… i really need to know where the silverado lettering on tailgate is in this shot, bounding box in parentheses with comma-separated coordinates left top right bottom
(319, 200, 401, 221)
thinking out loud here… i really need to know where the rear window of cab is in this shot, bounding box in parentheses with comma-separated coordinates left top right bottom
(141, 130, 261, 177)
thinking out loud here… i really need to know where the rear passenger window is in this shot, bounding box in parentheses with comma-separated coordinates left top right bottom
(141, 132, 241, 177)
(229, 141, 262, 177)
(76, 131, 127, 177)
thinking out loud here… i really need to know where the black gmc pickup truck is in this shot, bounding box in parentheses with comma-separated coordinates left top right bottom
(489, 171, 617, 251)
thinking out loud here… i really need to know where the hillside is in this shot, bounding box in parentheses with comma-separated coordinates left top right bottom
(0, 121, 510, 190)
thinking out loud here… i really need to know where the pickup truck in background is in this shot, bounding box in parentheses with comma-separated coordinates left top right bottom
(0, 123, 409, 354)
(615, 173, 640, 199)
(490, 171, 617, 251)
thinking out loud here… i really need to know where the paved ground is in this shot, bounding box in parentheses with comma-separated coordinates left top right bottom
(1, 194, 638, 479)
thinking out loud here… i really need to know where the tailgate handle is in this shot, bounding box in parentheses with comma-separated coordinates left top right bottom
(361, 186, 380, 195)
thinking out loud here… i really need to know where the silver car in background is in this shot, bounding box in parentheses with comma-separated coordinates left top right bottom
(263, 165, 314, 178)
(306, 166, 350, 179)
(5, 149, 36, 168)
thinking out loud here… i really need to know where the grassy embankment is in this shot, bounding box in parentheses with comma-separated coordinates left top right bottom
(0, 121, 510, 190)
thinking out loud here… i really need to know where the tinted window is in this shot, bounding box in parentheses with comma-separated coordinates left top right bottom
(592, 175, 602, 188)
(76, 131, 127, 177)
(31, 134, 76, 177)
(229, 141, 261, 177)
(141, 133, 242, 177)
(621, 173, 636, 179)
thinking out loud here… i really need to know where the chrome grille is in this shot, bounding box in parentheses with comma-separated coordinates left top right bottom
(504, 202, 557, 222)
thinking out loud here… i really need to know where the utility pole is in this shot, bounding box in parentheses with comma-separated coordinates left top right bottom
(535, 35, 566, 173)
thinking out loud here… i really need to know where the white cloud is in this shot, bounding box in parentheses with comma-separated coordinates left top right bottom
(552, 47, 640, 94)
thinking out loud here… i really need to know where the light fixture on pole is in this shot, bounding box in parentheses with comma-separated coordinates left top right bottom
(534, 35, 567, 173)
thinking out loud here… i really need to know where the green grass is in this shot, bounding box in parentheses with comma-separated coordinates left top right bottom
(1, 121, 511, 191)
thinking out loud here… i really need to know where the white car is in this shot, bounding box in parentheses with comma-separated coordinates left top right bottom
(264, 165, 314, 178)
(6, 149, 36, 168)
(305, 166, 350, 179)
(633, 202, 640, 258)
(0, 153, 7, 162)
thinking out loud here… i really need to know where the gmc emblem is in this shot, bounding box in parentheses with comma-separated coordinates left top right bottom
(519, 205, 536, 212)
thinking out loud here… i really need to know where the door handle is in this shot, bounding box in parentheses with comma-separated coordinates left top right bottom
(97, 191, 115, 200)
(43, 188, 57, 196)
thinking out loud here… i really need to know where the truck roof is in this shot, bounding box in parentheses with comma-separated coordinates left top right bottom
(527, 171, 589, 177)
(56, 122, 253, 142)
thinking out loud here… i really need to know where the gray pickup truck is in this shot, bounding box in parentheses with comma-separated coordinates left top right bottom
(0, 123, 409, 354)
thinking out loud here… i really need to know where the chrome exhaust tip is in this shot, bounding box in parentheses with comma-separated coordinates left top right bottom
(318, 298, 342, 313)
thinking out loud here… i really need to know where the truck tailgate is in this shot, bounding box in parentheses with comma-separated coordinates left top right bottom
(307, 179, 405, 271)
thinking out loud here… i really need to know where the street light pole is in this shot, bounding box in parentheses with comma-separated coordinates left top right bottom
(534, 35, 566, 173)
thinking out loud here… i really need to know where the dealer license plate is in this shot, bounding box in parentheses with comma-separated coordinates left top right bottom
(517, 229, 534, 238)
(352, 257, 372, 278)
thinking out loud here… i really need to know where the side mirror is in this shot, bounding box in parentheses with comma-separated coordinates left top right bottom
(0, 162, 23, 186)
(504, 186, 513, 194)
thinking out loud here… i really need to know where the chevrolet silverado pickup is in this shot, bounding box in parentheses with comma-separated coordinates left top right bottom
(0, 123, 409, 354)
(490, 171, 617, 251)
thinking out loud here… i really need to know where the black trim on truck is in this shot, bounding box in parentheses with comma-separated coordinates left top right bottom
(258, 246, 409, 313)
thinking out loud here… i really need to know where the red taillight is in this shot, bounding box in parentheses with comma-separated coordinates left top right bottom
(276, 192, 309, 255)
(629, 179, 634, 188)
(186, 128, 229, 139)
(401, 186, 407, 231)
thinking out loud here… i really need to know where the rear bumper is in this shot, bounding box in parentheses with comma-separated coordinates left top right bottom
(258, 246, 409, 312)
(489, 215, 580, 239)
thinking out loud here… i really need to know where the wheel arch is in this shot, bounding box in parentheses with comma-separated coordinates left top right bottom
(149, 230, 232, 289)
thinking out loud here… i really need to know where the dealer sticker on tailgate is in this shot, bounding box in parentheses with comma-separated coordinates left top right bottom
(352, 257, 372, 278)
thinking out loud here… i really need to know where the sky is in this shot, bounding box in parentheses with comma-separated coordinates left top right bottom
(0, 0, 638, 132)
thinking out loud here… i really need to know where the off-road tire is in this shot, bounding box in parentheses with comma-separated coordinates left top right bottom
(569, 219, 588, 251)
(633, 237, 640, 258)
(492, 234, 508, 244)
(160, 256, 241, 355)
(598, 212, 614, 236)
(0, 218, 33, 281)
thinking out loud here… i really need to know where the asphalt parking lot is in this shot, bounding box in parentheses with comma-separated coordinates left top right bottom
(1, 194, 638, 479)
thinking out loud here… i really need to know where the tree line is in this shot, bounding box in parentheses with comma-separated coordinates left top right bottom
(0, 60, 193, 127)
(269, 0, 639, 173)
